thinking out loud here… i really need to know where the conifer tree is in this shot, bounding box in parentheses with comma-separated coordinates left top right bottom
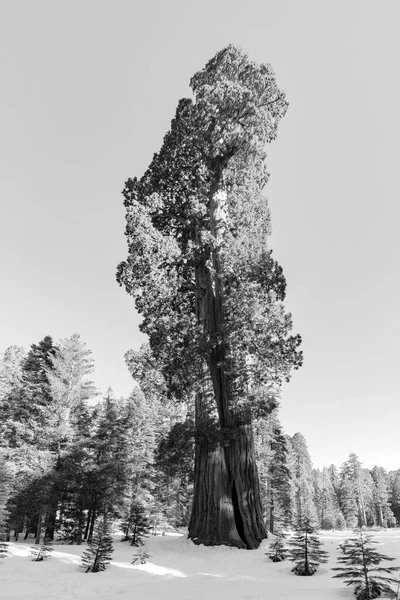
(120, 502, 149, 545)
(332, 531, 399, 599)
(370, 466, 394, 528)
(132, 548, 151, 565)
(313, 467, 339, 529)
(30, 538, 53, 561)
(339, 454, 375, 529)
(81, 516, 114, 573)
(0, 336, 56, 448)
(268, 530, 288, 562)
(117, 44, 302, 549)
(289, 433, 317, 527)
(288, 517, 328, 576)
(0, 345, 26, 406)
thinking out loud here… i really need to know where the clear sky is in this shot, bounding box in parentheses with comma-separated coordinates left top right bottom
(1, 0, 399, 471)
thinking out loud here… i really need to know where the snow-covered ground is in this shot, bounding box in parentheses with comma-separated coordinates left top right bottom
(2, 529, 400, 600)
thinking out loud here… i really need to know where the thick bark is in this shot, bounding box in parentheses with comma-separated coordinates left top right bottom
(188, 388, 267, 549)
(188, 171, 267, 549)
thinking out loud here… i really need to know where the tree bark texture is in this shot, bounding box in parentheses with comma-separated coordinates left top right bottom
(188, 175, 267, 549)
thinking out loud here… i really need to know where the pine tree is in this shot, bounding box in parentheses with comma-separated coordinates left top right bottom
(0, 336, 56, 448)
(289, 433, 317, 527)
(30, 538, 53, 561)
(313, 467, 340, 529)
(81, 516, 114, 573)
(370, 466, 394, 528)
(268, 530, 288, 562)
(332, 531, 399, 599)
(132, 548, 151, 565)
(120, 502, 149, 545)
(288, 517, 328, 576)
(339, 454, 375, 529)
(389, 470, 400, 525)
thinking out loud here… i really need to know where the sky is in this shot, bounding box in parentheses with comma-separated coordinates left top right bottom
(1, 0, 399, 471)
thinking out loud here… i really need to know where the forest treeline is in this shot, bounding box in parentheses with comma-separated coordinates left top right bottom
(0, 334, 399, 545)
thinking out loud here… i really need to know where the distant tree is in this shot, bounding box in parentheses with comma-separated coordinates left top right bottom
(81, 516, 114, 573)
(313, 467, 339, 529)
(0, 336, 56, 448)
(117, 44, 302, 548)
(46, 333, 97, 443)
(388, 470, 400, 525)
(335, 512, 346, 530)
(155, 417, 195, 527)
(120, 502, 149, 546)
(289, 433, 317, 527)
(288, 517, 328, 576)
(339, 455, 378, 529)
(0, 345, 26, 405)
(332, 531, 399, 599)
(254, 415, 292, 533)
(0, 452, 13, 536)
(370, 466, 394, 528)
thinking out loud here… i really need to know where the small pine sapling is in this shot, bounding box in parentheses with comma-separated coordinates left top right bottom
(81, 516, 114, 573)
(289, 517, 328, 576)
(332, 530, 399, 599)
(121, 502, 149, 546)
(132, 548, 151, 565)
(268, 531, 288, 563)
(30, 538, 53, 562)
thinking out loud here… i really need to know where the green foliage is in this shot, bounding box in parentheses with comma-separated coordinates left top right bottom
(289, 518, 328, 576)
(81, 516, 114, 573)
(132, 548, 151, 565)
(332, 531, 399, 599)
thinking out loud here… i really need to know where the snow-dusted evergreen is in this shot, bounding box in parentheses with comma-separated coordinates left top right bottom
(80, 517, 114, 573)
(289, 517, 328, 575)
(30, 538, 53, 562)
(332, 530, 399, 599)
(267, 530, 288, 562)
(131, 547, 151, 564)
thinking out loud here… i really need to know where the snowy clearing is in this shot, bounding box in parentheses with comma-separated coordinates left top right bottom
(2, 529, 400, 600)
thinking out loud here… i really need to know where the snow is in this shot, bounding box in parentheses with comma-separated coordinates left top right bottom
(2, 529, 400, 600)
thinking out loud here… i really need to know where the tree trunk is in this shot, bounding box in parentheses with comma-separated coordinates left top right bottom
(269, 489, 275, 534)
(87, 509, 96, 543)
(35, 509, 43, 545)
(83, 509, 92, 541)
(188, 175, 267, 549)
(76, 505, 84, 545)
(188, 390, 267, 549)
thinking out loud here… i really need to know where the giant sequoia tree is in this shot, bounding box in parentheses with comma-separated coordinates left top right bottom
(117, 45, 302, 549)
